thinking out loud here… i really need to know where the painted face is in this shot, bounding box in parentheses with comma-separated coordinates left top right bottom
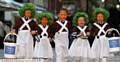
(41, 17, 48, 25)
(78, 17, 85, 27)
(96, 13, 105, 22)
(24, 10, 32, 18)
(58, 10, 68, 21)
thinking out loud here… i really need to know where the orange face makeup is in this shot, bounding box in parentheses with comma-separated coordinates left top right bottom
(96, 13, 105, 22)
(58, 10, 68, 21)
(41, 17, 48, 25)
(78, 17, 85, 27)
(24, 10, 32, 18)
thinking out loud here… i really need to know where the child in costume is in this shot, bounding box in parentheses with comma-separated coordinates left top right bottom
(90, 8, 110, 62)
(51, 8, 72, 62)
(33, 12, 53, 62)
(13, 3, 37, 58)
(69, 12, 91, 62)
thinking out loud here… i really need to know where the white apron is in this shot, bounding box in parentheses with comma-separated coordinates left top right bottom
(69, 26, 91, 62)
(54, 21, 69, 62)
(33, 25, 53, 58)
(16, 17, 33, 59)
(91, 23, 109, 59)
(69, 26, 91, 58)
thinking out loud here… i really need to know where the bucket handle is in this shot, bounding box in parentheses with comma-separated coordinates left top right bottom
(105, 28, 120, 36)
(4, 33, 17, 42)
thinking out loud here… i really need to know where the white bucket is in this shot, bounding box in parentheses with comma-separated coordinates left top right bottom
(106, 28, 120, 53)
(4, 42, 16, 58)
(3, 33, 17, 58)
(108, 37, 120, 53)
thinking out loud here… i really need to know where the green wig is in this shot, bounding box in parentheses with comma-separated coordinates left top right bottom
(37, 12, 53, 25)
(93, 8, 110, 21)
(72, 12, 89, 26)
(19, 3, 36, 18)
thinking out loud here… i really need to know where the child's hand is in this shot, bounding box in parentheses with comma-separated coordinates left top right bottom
(31, 30, 37, 35)
(86, 32, 90, 36)
(78, 32, 88, 39)
(80, 32, 85, 36)
(10, 29, 16, 35)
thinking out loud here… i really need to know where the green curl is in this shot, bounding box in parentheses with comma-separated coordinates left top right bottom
(72, 12, 89, 26)
(37, 12, 53, 25)
(93, 8, 110, 21)
(19, 3, 36, 18)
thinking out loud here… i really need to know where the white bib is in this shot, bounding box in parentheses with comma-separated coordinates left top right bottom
(77, 26, 87, 36)
(19, 17, 32, 30)
(38, 24, 48, 37)
(56, 20, 68, 33)
(94, 23, 108, 36)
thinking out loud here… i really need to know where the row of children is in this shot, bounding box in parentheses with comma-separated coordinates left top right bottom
(10, 3, 118, 62)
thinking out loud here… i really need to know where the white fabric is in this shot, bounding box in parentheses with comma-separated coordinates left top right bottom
(33, 25, 53, 58)
(99, 36, 109, 58)
(90, 36, 101, 59)
(33, 38, 53, 58)
(19, 17, 32, 30)
(91, 35, 109, 59)
(77, 26, 87, 36)
(38, 24, 48, 36)
(90, 23, 109, 61)
(69, 38, 91, 58)
(55, 32, 69, 62)
(69, 26, 91, 62)
(55, 20, 69, 62)
(16, 30, 33, 59)
(16, 18, 33, 59)
(68, 25, 91, 62)
(93, 23, 108, 36)
(56, 20, 68, 32)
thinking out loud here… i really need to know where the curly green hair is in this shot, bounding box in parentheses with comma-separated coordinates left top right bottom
(72, 12, 89, 26)
(37, 12, 53, 25)
(19, 3, 36, 18)
(93, 8, 110, 21)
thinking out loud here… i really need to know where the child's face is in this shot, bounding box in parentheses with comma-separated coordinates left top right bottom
(96, 13, 104, 22)
(41, 17, 48, 25)
(24, 10, 32, 18)
(58, 10, 68, 21)
(78, 17, 85, 27)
